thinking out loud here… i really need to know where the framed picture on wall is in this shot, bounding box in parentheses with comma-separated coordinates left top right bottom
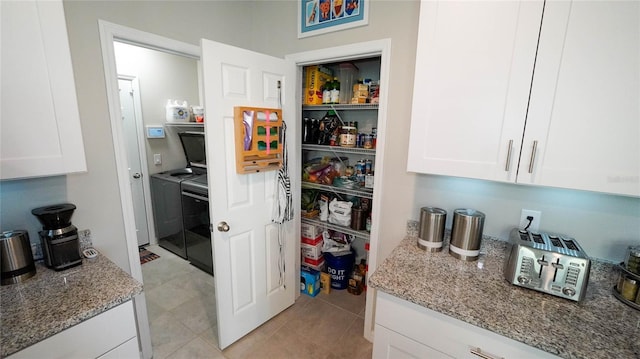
(298, 0, 368, 38)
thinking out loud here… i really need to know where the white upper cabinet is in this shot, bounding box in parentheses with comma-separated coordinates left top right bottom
(1, 0, 86, 180)
(519, 0, 639, 196)
(407, 0, 544, 183)
(408, 0, 640, 197)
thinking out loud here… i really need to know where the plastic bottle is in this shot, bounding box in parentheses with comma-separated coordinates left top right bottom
(330, 77, 340, 104)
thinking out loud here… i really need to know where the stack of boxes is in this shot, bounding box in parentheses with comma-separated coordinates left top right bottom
(301, 223, 324, 270)
(351, 83, 369, 104)
(300, 223, 324, 297)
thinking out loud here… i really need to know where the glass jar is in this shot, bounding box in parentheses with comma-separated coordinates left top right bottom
(339, 126, 357, 147)
(624, 245, 640, 275)
(620, 275, 638, 301)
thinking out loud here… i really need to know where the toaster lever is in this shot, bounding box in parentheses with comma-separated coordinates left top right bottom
(537, 256, 548, 278)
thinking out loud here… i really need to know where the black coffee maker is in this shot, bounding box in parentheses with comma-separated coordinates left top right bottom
(31, 203, 82, 271)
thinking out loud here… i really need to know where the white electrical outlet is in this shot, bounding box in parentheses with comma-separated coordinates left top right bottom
(520, 209, 541, 232)
(154, 153, 162, 165)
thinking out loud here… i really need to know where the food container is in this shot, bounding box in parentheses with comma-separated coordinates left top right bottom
(624, 245, 640, 275)
(449, 208, 485, 261)
(339, 126, 357, 147)
(612, 263, 640, 311)
(417, 207, 447, 252)
(1, 230, 36, 285)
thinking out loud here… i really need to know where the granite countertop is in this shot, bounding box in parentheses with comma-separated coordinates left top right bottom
(0, 253, 143, 357)
(369, 236, 640, 359)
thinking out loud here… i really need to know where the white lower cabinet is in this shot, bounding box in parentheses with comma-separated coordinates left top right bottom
(373, 291, 559, 359)
(8, 301, 139, 359)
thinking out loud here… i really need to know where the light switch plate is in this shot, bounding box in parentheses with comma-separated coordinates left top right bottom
(154, 153, 162, 165)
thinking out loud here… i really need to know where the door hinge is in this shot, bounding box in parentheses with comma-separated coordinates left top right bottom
(209, 224, 214, 233)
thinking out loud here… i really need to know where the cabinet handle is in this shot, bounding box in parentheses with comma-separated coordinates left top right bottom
(504, 140, 513, 171)
(528, 140, 538, 174)
(470, 347, 504, 359)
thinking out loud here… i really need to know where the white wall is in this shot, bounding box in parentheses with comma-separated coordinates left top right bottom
(245, 0, 640, 263)
(114, 42, 200, 174)
(3, 0, 636, 273)
(248, 0, 423, 264)
(59, 0, 254, 271)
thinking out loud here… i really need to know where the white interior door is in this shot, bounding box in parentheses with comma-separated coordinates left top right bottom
(119, 78, 150, 247)
(201, 39, 296, 349)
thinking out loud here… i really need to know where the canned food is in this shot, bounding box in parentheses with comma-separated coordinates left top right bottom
(363, 134, 373, 149)
(365, 159, 372, 174)
(365, 174, 374, 188)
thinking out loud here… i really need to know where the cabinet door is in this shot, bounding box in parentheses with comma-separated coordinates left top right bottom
(519, 0, 640, 197)
(7, 301, 137, 359)
(407, 0, 543, 182)
(373, 324, 452, 359)
(1, 0, 86, 180)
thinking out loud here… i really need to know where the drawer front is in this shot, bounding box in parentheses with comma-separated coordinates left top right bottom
(8, 301, 137, 359)
(375, 291, 559, 359)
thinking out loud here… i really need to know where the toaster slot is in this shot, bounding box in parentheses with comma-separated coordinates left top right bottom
(563, 239, 579, 251)
(532, 233, 544, 244)
(549, 235, 564, 249)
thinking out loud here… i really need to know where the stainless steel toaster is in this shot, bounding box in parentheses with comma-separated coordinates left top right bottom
(504, 228, 591, 302)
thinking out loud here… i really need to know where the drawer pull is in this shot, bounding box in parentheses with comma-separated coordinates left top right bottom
(470, 347, 504, 359)
(505, 139, 514, 171)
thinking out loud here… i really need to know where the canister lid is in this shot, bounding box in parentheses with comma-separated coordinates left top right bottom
(421, 207, 447, 215)
(454, 208, 485, 218)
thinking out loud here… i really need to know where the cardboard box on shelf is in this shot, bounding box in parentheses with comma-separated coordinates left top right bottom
(301, 267, 321, 297)
(304, 65, 333, 105)
(302, 255, 325, 271)
(301, 223, 322, 240)
(301, 239, 323, 260)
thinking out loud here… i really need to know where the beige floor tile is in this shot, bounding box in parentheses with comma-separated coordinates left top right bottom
(282, 298, 358, 347)
(150, 311, 198, 359)
(317, 287, 366, 316)
(144, 296, 166, 325)
(143, 244, 373, 359)
(326, 316, 373, 359)
(198, 323, 220, 350)
(166, 337, 225, 359)
(170, 295, 217, 334)
(145, 280, 197, 311)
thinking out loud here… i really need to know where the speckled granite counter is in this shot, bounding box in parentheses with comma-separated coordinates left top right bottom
(369, 236, 640, 359)
(0, 253, 142, 357)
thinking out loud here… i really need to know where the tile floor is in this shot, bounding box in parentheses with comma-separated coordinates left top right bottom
(141, 244, 373, 359)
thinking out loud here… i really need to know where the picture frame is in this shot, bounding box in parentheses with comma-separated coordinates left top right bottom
(298, 0, 368, 38)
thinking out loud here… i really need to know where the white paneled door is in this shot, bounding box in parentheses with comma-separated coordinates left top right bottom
(201, 39, 296, 349)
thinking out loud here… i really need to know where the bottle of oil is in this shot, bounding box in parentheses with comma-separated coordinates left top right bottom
(348, 259, 366, 295)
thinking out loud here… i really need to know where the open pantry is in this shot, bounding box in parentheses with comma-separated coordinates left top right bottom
(299, 56, 381, 303)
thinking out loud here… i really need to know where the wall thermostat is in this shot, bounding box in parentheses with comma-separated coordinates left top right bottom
(146, 125, 165, 138)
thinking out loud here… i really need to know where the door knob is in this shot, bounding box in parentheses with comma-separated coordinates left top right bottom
(217, 222, 230, 232)
(132, 173, 142, 179)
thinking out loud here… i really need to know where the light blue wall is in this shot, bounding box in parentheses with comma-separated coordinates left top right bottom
(412, 174, 640, 262)
(0, 176, 68, 257)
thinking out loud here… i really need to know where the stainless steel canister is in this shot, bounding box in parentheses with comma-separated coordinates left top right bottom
(449, 209, 485, 261)
(417, 207, 447, 252)
(1, 230, 36, 285)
